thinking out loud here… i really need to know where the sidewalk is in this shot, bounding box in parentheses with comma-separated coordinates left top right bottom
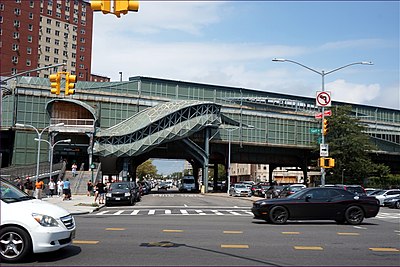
(42, 192, 263, 215)
(42, 194, 103, 215)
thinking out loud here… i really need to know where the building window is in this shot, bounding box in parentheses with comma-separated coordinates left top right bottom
(64, 32, 69, 38)
(73, 18, 78, 24)
(64, 24, 69, 30)
(80, 29, 85, 34)
(79, 72, 84, 78)
(45, 46, 50, 52)
(12, 56, 18, 64)
(72, 53, 76, 58)
(13, 32, 20, 39)
(65, 15, 69, 20)
(81, 20, 86, 26)
(73, 26, 77, 32)
(71, 61, 76, 67)
(47, 10, 52, 16)
(63, 51, 68, 56)
(45, 37, 50, 43)
(56, 21, 60, 27)
(45, 55, 50, 62)
(27, 47, 32, 54)
(30, 1, 34, 8)
(80, 37, 85, 43)
(46, 28, 51, 34)
(54, 48, 59, 54)
(55, 39, 60, 45)
(79, 55, 84, 61)
(72, 44, 76, 49)
(28, 24, 33, 31)
(55, 30, 60, 36)
(14, 8, 21, 16)
(28, 36, 33, 43)
(26, 60, 31, 66)
(65, 6, 70, 12)
(0, 4, 4, 11)
(14, 20, 20, 28)
(12, 44, 19, 51)
(47, 18, 51, 24)
(80, 47, 85, 52)
(54, 58, 59, 63)
(56, 12, 61, 18)
(11, 68, 17, 75)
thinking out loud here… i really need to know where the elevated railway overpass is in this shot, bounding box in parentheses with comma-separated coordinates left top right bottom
(1, 76, 399, 188)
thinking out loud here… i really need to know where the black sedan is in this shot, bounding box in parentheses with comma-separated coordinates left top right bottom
(105, 182, 139, 206)
(251, 187, 380, 225)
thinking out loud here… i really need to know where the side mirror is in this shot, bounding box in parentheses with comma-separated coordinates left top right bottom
(305, 195, 312, 201)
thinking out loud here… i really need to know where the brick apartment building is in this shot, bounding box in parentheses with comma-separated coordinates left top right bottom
(0, 0, 94, 80)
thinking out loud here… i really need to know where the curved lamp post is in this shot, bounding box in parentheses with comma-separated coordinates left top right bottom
(272, 58, 373, 186)
(35, 138, 71, 180)
(15, 123, 64, 182)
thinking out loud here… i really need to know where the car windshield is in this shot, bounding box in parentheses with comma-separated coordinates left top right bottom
(373, 190, 387, 196)
(235, 184, 246, 189)
(183, 179, 194, 184)
(0, 179, 34, 203)
(111, 183, 130, 190)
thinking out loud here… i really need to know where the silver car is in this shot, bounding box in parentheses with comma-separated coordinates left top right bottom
(229, 184, 252, 197)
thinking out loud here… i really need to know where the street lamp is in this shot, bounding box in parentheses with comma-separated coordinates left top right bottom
(341, 168, 346, 185)
(35, 138, 71, 180)
(226, 125, 254, 193)
(15, 123, 64, 183)
(272, 58, 373, 186)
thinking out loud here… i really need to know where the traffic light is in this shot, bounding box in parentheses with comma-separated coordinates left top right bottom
(115, 0, 139, 17)
(323, 119, 328, 136)
(49, 72, 61, 95)
(91, 0, 112, 14)
(318, 157, 335, 168)
(65, 73, 76, 96)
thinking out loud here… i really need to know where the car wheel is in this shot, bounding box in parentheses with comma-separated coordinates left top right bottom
(395, 201, 400, 209)
(269, 206, 289, 224)
(0, 226, 32, 263)
(345, 206, 364, 225)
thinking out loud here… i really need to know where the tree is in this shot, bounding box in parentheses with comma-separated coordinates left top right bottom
(323, 105, 388, 185)
(137, 160, 157, 181)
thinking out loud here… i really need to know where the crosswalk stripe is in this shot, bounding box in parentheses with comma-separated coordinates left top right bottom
(113, 210, 125, 215)
(196, 210, 206, 215)
(211, 210, 224, 215)
(148, 210, 156, 215)
(130, 210, 140, 215)
(165, 209, 171, 214)
(180, 209, 189, 215)
(227, 210, 241, 216)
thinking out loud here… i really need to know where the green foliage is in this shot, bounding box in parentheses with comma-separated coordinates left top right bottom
(137, 160, 157, 181)
(367, 174, 400, 189)
(321, 105, 391, 185)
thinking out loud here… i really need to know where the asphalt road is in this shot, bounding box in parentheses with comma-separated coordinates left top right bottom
(4, 190, 400, 266)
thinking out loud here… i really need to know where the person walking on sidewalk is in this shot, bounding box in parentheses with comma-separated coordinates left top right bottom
(48, 178, 56, 197)
(57, 178, 64, 197)
(24, 177, 34, 197)
(87, 180, 94, 196)
(63, 178, 71, 200)
(35, 179, 45, 199)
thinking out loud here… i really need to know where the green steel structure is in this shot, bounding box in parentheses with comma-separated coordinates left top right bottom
(1, 76, 399, 185)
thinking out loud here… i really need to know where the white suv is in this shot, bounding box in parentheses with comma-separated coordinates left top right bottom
(0, 178, 76, 262)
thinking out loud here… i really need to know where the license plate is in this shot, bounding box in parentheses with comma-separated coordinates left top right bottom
(115, 197, 120, 200)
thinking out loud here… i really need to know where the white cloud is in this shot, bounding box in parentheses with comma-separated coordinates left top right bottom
(325, 79, 381, 105)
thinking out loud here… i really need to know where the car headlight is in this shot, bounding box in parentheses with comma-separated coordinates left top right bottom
(124, 192, 131, 197)
(106, 193, 112, 197)
(32, 213, 59, 227)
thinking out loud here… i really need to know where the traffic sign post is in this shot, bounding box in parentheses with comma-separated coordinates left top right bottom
(316, 91, 332, 107)
(310, 128, 321, 134)
(315, 110, 332, 119)
(320, 144, 329, 157)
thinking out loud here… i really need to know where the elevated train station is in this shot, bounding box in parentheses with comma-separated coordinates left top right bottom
(1, 76, 399, 188)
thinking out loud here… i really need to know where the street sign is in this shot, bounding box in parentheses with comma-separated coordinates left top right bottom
(316, 91, 332, 107)
(320, 144, 329, 157)
(310, 128, 321, 134)
(315, 110, 332, 119)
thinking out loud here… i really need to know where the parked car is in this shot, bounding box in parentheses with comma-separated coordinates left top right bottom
(365, 188, 379, 195)
(1, 178, 76, 262)
(279, 184, 306, 198)
(105, 181, 139, 206)
(229, 184, 252, 197)
(383, 196, 400, 209)
(158, 182, 168, 190)
(252, 187, 380, 225)
(330, 185, 367, 196)
(373, 189, 400, 206)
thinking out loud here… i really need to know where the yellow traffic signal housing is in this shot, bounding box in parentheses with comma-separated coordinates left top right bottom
(91, 0, 112, 14)
(115, 0, 139, 17)
(323, 119, 328, 136)
(49, 72, 61, 95)
(318, 157, 335, 168)
(65, 73, 76, 96)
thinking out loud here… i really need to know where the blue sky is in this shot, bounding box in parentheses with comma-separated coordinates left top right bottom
(92, 1, 399, 175)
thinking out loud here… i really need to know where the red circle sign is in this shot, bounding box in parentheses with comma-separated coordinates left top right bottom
(316, 92, 331, 106)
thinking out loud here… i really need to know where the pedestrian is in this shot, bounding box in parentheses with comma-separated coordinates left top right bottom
(71, 162, 78, 177)
(23, 177, 34, 196)
(35, 179, 45, 199)
(48, 178, 56, 197)
(63, 178, 71, 200)
(57, 178, 64, 197)
(95, 180, 106, 204)
(15, 177, 24, 191)
(87, 180, 94, 196)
